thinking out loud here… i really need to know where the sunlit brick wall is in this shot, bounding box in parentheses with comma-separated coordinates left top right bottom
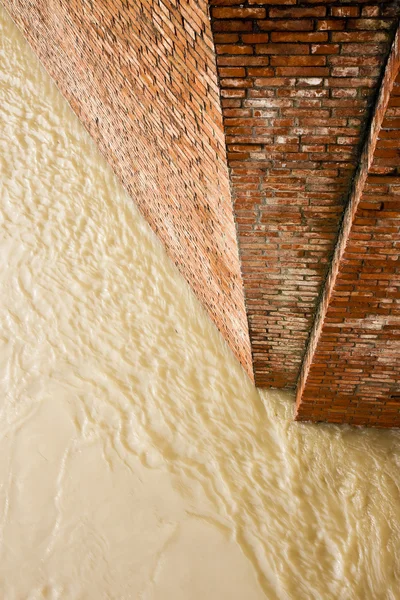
(3, 0, 253, 375)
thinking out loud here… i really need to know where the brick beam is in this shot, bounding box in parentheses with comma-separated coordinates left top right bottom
(210, 0, 398, 388)
(2, 0, 253, 377)
(296, 25, 400, 427)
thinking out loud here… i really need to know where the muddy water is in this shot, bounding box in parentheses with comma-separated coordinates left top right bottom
(1, 6, 400, 599)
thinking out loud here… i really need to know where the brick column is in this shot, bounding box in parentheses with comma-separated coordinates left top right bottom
(2, 0, 253, 376)
(296, 27, 400, 427)
(210, 0, 397, 387)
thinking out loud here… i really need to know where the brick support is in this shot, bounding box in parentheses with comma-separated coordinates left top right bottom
(210, 0, 397, 387)
(296, 26, 400, 427)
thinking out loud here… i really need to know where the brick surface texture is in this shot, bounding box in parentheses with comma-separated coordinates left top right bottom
(2, 0, 253, 377)
(4, 0, 400, 427)
(210, 0, 398, 387)
(296, 63, 400, 428)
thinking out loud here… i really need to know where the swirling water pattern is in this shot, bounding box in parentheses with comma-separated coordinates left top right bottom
(0, 6, 399, 599)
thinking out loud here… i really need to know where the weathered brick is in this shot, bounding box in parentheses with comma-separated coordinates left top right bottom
(216, 44, 254, 55)
(276, 67, 328, 76)
(311, 44, 340, 55)
(296, 54, 400, 427)
(255, 43, 310, 55)
(316, 19, 346, 31)
(270, 55, 326, 66)
(269, 6, 326, 18)
(348, 18, 393, 30)
(331, 6, 360, 17)
(257, 19, 314, 32)
(332, 31, 390, 42)
(247, 67, 274, 77)
(362, 6, 381, 17)
(271, 32, 328, 43)
(219, 67, 246, 77)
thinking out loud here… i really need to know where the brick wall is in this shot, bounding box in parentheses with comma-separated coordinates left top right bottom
(210, 0, 398, 387)
(5, 0, 400, 426)
(2, 0, 253, 376)
(296, 51, 400, 427)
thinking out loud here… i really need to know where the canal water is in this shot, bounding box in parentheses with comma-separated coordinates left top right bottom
(0, 7, 399, 599)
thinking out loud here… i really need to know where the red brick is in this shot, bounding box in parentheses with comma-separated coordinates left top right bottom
(362, 6, 381, 17)
(269, 7, 326, 18)
(216, 44, 254, 55)
(214, 33, 239, 43)
(217, 56, 269, 66)
(247, 0, 296, 3)
(331, 6, 359, 18)
(296, 32, 400, 427)
(332, 31, 390, 42)
(247, 67, 274, 77)
(270, 55, 326, 67)
(316, 20, 345, 31)
(219, 67, 246, 77)
(258, 20, 314, 32)
(311, 44, 340, 55)
(241, 33, 269, 44)
(255, 43, 310, 55)
(271, 32, 328, 43)
(348, 18, 393, 30)
(220, 78, 253, 88)
(340, 43, 388, 55)
(212, 7, 266, 19)
(3, 0, 256, 380)
(275, 67, 328, 77)
(213, 20, 253, 32)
